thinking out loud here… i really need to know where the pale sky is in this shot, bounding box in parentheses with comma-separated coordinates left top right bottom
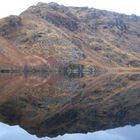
(0, 0, 140, 19)
(0, 123, 140, 140)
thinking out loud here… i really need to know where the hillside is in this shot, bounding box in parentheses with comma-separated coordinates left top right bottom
(0, 2, 140, 71)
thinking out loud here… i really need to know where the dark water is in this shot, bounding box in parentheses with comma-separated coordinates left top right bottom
(0, 73, 140, 140)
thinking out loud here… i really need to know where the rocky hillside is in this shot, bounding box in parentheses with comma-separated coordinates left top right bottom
(0, 2, 140, 71)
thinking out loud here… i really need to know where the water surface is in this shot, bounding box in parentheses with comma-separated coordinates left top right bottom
(0, 73, 139, 139)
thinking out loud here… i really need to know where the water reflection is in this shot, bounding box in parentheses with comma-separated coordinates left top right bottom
(0, 123, 140, 140)
(0, 73, 139, 139)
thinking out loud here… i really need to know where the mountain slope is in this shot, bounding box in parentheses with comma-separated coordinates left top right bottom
(0, 2, 140, 71)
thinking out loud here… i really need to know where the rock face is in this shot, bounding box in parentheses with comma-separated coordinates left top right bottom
(0, 16, 22, 38)
(0, 2, 140, 70)
(0, 73, 139, 137)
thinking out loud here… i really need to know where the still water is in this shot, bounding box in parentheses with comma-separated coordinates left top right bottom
(0, 73, 139, 140)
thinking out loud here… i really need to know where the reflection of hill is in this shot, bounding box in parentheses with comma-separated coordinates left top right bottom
(0, 73, 139, 138)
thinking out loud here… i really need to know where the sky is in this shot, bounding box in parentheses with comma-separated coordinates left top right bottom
(0, 122, 140, 140)
(0, 0, 140, 18)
